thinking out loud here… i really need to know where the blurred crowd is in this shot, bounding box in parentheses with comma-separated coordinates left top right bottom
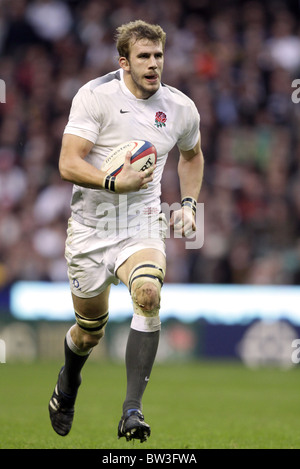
(0, 0, 300, 288)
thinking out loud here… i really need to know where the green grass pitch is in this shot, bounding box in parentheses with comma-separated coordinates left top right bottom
(0, 360, 299, 449)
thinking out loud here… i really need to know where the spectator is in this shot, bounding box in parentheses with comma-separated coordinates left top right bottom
(0, 0, 300, 288)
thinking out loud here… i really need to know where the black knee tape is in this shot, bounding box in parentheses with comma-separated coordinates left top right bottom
(75, 311, 109, 335)
(128, 263, 165, 294)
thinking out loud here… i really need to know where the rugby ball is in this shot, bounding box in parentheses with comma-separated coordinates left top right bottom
(101, 140, 157, 176)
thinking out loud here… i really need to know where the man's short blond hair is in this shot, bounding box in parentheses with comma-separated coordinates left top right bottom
(115, 20, 166, 59)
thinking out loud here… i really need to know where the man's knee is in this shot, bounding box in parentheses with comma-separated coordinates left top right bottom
(129, 262, 165, 317)
(133, 281, 161, 315)
(74, 310, 109, 347)
(77, 330, 104, 349)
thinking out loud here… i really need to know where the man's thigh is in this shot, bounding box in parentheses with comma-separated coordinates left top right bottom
(116, 248, 166, 287)
(71, 286, 111, 319)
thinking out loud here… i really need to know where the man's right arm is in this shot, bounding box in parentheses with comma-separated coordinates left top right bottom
(59, 134, 154, 193)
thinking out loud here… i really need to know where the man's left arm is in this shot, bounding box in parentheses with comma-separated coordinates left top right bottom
(170, 136, 204, 236)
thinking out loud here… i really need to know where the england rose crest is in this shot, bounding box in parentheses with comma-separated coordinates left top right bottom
(154, 111, 167, 128)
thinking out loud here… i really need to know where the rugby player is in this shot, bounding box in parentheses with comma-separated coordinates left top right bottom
(48, 20, 204, 443)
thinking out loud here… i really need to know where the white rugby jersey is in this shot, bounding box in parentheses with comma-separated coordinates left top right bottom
(64, 68, 200, 233)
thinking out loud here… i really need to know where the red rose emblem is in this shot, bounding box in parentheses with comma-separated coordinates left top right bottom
(155, 111, 167, 127)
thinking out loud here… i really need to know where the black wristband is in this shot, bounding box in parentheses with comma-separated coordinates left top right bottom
(104, 175, 116, 192)
(110, 176, 116, 192)
(104, 175, 110, 190)
(181, 197, 197, 215)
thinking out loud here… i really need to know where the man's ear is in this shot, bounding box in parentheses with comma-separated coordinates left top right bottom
(119, 56, 130, 71)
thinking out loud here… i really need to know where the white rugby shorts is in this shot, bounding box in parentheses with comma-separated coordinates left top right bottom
(65, 214, 167, 298)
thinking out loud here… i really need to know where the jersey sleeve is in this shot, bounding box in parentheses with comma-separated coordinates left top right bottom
(177, 100, 200, 152)
(64, 86, 101, 144)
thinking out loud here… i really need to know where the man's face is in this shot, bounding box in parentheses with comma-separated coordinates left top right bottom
(120, 39, 164, 99)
